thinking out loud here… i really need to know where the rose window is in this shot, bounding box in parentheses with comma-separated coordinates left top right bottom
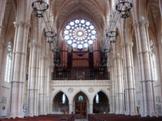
(63, 19, 97, 49)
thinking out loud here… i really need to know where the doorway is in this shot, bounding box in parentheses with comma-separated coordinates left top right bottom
(74, 92, 89, 119)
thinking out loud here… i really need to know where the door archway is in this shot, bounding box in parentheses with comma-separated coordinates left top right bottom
(93, 91, 109, 113)
(73, 91, 89, 118)
(53, 91, 69, 114)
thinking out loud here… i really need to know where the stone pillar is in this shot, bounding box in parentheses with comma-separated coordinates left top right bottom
(89, 103, 93, 114)
(160, 0, 162, 16)
(114, 54, 119, 114)
(39, 56, 45, 115)
(10, 21, 29, 118)
(44, 56, 48, 115)
(115, 53, 124, 114)
(123, 42, 136, 115)
(159, 0, 162, 101)
(34, 46, 40, 116)
(109, 64, 115, 113)
(39, 45, 47, 115)
(0, 0, 6, 35)
(69, 103, 73, 114)
(0, 0, 6, 85)
(0, 36, 4, 82)
(28, 40, 38, 117)
(112, 43, 124, 115)
(111, 44, 117, 113)
(0, 33, 4, 85)
(45, 51, 52, 115)
(123, 20, 137, 115)
(112, 43, 124, 114)
(134, 19, 155, 116)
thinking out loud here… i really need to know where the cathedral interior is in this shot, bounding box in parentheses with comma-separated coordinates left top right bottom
(0, 0, 162, 121)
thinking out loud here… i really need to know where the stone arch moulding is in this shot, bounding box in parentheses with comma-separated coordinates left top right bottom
(52, 90, 69, 103)
(93, 90, 109, 101)
(71, 90, 91, 103)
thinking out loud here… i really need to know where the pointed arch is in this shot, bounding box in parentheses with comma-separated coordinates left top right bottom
(72, 90, 90, 102)
(52, 91, 69, 114)
(73, 91, 89, 118)
(93, 90, 109, 113)
(93, 90, 109, 101)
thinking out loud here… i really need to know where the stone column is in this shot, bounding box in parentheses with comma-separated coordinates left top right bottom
(44, 55, 48, 115)
(109, 64, 115, 113)
(28, 40, 38, 117)
(160, 0, 162, 16)
(134, 19, 155, 116)
(111, 44, 117, 113)
(39, 56, 45, 115)
(122, 46, 127, 114)
(0, 32, 4, 85)
(10, 21, 29, 118)
(0, 0, 6, 86)
(34, 45, 40, 116)
(112, 43, 124, 114)
(45, 51, 52, 115)
(123, 42, 136, 115)
(69, 103, 73, 114)
(89, 103, 93, 114)
(115, 52, 124, 114)
(114, 54, 119, 114)
(39, 45, 48, 115)
(112, 43, 123, 114)
(0, 0, 6, 35)
(159, 0, 162, 102)
(89, 97, 93, 114)
(123, 21, 136, 115)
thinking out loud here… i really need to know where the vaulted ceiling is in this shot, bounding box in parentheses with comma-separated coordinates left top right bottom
(51, 0, 110, 42)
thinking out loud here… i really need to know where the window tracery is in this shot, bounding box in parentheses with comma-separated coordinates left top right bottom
(63, 19, 97, 49)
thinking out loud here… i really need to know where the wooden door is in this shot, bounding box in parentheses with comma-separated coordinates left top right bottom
(75, 101, 87, 118)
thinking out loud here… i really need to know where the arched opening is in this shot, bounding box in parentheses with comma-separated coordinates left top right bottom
(73, 91, 89, 118)
(53, 91, 69, 114)
(93, 91, 109, 113)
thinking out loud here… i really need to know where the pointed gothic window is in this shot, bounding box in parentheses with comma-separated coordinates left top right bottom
(95, 93, 99, 104)
(78, 95, 84, 102)
(62, 93, 66, 104)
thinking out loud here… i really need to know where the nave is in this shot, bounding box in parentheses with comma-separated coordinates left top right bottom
(0, 0, 162, 120)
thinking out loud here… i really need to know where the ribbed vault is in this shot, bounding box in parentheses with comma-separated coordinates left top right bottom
(52, 0, 109, 42)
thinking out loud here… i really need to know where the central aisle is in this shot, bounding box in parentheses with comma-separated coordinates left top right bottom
(75, 119, 88, 121)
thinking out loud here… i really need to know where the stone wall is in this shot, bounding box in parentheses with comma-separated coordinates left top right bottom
(50, 80, 111, 114)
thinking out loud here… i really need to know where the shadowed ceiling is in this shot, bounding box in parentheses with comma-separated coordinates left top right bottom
(52, 0, 110, 42)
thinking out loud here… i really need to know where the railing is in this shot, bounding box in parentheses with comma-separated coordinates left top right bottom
(52, 67, 110, 80)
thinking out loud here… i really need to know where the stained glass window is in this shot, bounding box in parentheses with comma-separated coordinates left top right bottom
(62, 93, 66, 104)
(64, 19, 97, 49)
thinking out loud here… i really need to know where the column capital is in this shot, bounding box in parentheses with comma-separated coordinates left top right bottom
(13, 21, 30, 28)
(113, 52, 123, 60)
(134, 18, 149, 27)
(125, 41, 133, 47)
(29, 40, 39, 48)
